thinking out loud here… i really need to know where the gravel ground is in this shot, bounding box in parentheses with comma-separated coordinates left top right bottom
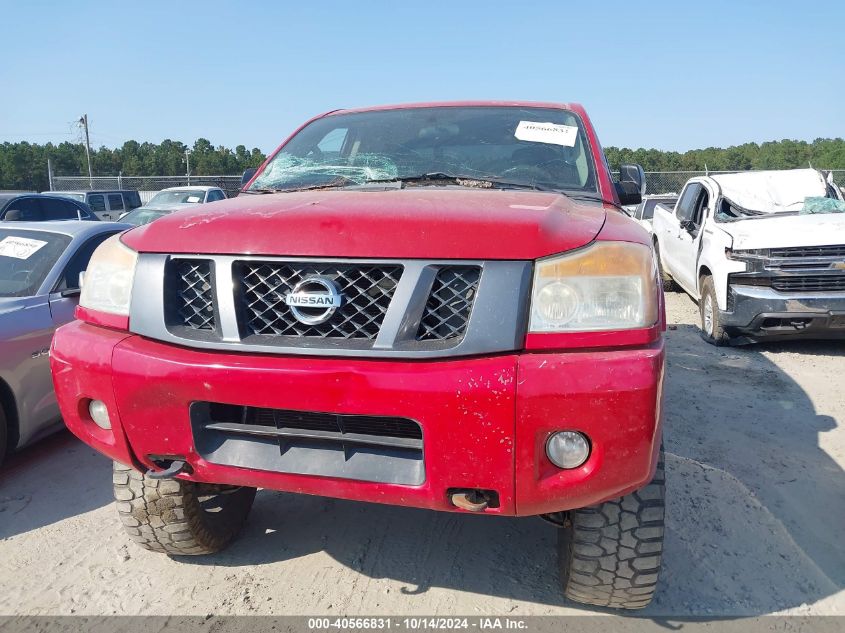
(1, 291, 843, 616)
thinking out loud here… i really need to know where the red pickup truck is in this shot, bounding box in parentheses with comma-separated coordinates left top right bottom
(51, 102, 666, 609)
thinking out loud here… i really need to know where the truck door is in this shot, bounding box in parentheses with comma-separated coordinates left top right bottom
(105, 193, 125, 221)
(661, 183, 701, 281)
(669, 185, 710, 293)
(88, 194, 109, 221)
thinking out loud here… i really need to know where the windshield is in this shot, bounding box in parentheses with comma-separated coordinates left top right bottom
(250, 106, 597, 194)
(0, 229, 71, 297)
(147, 190, 206, 205)
(121, 208, 170, 226)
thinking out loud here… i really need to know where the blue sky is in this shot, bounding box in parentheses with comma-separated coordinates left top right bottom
(1, 0, 842, 153)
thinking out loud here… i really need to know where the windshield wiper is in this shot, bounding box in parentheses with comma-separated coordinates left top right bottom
(244, 176, 356, 194)
(365, 173, 557, 192)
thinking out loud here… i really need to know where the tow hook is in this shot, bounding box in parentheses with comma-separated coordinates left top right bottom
(450, 490, 490, 512)
(146, 459, 192, 480)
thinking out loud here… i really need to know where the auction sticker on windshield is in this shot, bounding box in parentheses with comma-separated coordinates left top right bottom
(514, 121, 578, 146)
(0, 236, 48, 259)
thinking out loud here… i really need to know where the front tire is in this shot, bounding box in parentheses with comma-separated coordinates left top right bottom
(653, 241, 675, 292)
(699, 276, 730, 345)
(0, 405, 7, 467)
(112, 461, 256, 555)
(558, 450, 665, 609)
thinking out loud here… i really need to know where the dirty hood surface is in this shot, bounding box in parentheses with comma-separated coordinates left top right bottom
(122, 189, 608, 260)
(712, 169, 829, 213)
(720, 212, 845, 250)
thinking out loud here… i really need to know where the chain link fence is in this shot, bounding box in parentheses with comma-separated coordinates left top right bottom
(52, 170, 845, 200)
(51, 175, 243, 203)
(626, 170, 844, 196)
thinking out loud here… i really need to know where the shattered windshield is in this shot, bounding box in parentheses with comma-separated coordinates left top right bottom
(249, 106, 598, 194)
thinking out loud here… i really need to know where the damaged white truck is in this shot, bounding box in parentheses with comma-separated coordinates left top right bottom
(652, 168, 845, 344)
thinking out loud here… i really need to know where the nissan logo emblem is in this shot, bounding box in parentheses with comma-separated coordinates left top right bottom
(285, 277, 343, 325)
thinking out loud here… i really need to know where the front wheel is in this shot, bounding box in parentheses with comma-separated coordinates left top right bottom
(112, 462, 256, 555)
(0, 405, 7, 467)
(653, 241, 675, 292)
(558, 450, 665, 609)
(699, 276, 731, 345)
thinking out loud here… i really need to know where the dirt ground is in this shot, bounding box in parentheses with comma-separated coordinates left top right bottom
(1, 291, 843, 616)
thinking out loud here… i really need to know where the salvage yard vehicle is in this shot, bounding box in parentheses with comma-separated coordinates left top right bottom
(626, 194, 678, 234)
(0, 193, 98, 222)
(0, 221, 129, 465)
(52, 190, 143, 221)
(652, 168, 845, 345)
(119, 186, 227, 226)
(51, 102, 666, 609)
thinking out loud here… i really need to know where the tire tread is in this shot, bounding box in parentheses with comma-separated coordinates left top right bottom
(112, 461, 255, 555)
(559, 453, 665, 609)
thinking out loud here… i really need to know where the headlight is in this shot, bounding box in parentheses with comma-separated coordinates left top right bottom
(725, 248, 769, 261)
(79, 234, 138, 316)
(529, 241, 658, 332)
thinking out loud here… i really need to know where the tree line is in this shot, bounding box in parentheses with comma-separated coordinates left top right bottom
(0, 139, 267, 192)
(1, 136, 844, 192)
(604, 138, 845, 173)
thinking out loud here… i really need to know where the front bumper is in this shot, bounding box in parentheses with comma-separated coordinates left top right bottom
(721, 285, 845, 340)
(51, 321, 664, 517)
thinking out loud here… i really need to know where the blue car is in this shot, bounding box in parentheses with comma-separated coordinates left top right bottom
(0, 193, 98, 222)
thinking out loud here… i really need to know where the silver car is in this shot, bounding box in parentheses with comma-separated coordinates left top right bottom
(0, 221, 129, 464)
(119, 186, 227, 226)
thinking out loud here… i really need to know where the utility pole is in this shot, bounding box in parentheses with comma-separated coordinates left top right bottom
(185, 149, 192, 185)
(47, 158, 54, 191)
(78, 114, 93, 189)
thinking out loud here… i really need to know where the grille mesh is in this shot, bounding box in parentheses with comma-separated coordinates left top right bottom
(772, 275, 845, 292)
(770, 245, 845, 259)
(237, 262, 402, 339)
(417, 266, 480, 341)
(175, 259, 215, 330)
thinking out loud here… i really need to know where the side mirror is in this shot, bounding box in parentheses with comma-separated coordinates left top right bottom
(615, 181, 642, 206)
(241, 168, 257, 187)
(4, 209, 23, 221)
(619, 163, 646, 196)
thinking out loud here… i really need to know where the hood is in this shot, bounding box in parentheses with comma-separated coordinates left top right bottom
(719, 212, 845, 250)
(712, 169, 828, 213)
(122, 189, 608, 260)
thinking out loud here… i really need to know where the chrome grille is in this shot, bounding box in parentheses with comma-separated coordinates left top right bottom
(772, 275, 845, 292)
(236, 262, 403, 339)
(417, 266, 480, 341)
(769, 245, 845, 259)
(174, 259, 215, 330)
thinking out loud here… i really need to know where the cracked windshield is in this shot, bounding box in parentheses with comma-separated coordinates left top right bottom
(249, 106, 597, 193)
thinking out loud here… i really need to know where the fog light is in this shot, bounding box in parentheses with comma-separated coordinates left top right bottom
(88, 400, 111, 429)
(546, 431, 590, 469)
